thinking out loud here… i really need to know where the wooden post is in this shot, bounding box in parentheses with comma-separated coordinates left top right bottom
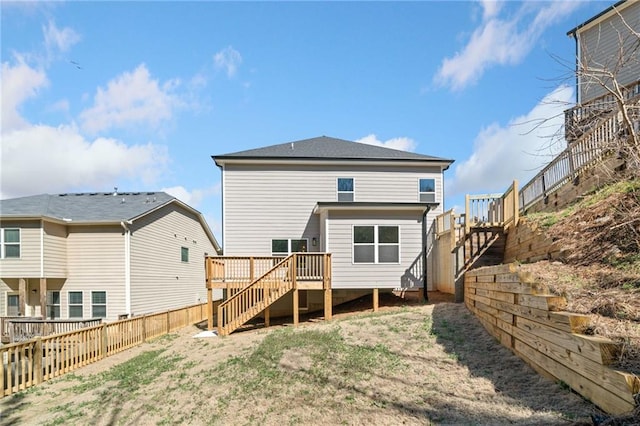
(100, 323, 107, 359)
(34, 337, 43, 385)
(464, 194, 471, 235)
(18, 278, 26, 316)
(324, 288, 332, 321)
(40, 278, 47, 319)
(249, 257, 254, 282)
(217, 305, 223, 336)
(512, 180, 520, 226)
(207, 287, 214, 331)
(264, 306, 270, 327)
(293, 289, 299, 326)
(166, 311, 170, 333)
(373, 288, 379, 312)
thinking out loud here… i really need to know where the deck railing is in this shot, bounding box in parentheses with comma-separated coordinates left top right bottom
(7, 318, 102, 344)
(215, 253, 331, 336)
(463, 180, 519, 235)
(0, 302, 211, 398)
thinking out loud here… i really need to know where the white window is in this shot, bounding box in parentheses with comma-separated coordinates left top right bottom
(353, 225, 400, 264)
(337, 178, 354, 202)
(419, 178, 436, 203)
(7, 293, 19, 316)
(271, 239, 308, 257)
(46, 291, 60, 319)
(92, 291, 107, 318)
(68, 291, 83, 318)
(1, 228, 20, 258)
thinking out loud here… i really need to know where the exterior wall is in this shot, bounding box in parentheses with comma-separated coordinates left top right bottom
(222, 163, 445, 257)
(65, 225, 126, 321)
(577, 1, 640, 103)
(326, 210, 426, 290)
(0, 220, 41, 278)
(43, 221, 67, 277)
(129, 204, 217, 316)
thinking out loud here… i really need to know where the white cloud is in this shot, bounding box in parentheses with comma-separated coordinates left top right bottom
(357, 134, 417, 152)
(214, 46, 242, 78)
(448, 85, 573, 196)
(435, 1, 581, 91)
(43, 20, 81, 59)
(1, 58, 48, 132)
(162, 184, 220, 208)
(80, 64, 181, 134)
(1, 124, 168, 199)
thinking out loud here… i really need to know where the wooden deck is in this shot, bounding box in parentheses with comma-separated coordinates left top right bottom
(205, 253, 332, 335)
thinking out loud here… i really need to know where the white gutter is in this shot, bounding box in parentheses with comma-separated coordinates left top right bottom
(120, 220, 132, 314)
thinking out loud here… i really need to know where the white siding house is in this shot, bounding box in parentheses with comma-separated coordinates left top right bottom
(0, 192, 221, 321)
(214, 136, 453, 303)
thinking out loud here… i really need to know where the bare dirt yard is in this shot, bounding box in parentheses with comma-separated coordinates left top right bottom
(0, 298, 603, 426)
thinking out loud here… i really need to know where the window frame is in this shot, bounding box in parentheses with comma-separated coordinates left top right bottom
(418, 178, 436, 203)
(7, 293, 19, 316)
(181, 246, 189, 263)
(271, 238, 308, 257)
(352, 225, 400, 264)
(1, 228, 21, 259)
(46, 290, 61, 319)
(91, 291, 107, 319)
(337, 177, 355, 202)
(68, 291, 83, 319)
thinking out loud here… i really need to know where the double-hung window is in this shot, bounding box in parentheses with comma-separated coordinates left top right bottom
(419, 178, 436, 203)
(181, 246, 189, 262)
(68, 291, 83, 318)
(337, 178, 354, 202)
(1, 228, 20, 258)
(46, 290, 60, 319)
(353, 225, 399, 264)
(92, 291, 107, 318)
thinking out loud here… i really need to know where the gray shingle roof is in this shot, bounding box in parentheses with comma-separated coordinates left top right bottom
(214, 136, 453, 164)
(0, 192, 176, 223)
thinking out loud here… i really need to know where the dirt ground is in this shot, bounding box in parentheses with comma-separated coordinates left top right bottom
(0, 298, 603, 426)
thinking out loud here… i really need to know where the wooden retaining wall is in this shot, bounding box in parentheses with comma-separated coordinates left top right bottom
(465, 264, 638, 415)
(503, 218, 562, 264)
(0, 302, 216, 398)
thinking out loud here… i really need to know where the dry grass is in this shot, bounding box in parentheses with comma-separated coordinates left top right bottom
(0, 302, 601, 425)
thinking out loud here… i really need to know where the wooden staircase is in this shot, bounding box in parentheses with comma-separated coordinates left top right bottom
(207, 253, 332, 336)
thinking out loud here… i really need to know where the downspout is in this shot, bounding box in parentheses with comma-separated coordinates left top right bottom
(120, 221, 132, 315)
(572, 31, 579, 104)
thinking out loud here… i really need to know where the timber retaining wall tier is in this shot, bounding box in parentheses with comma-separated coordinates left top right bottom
(465, 263, 638, 415)
(503, 218, 563, 264)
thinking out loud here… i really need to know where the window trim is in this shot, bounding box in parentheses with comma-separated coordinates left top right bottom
(91, 291, 107, 319)
(418, 178, 436, 203)
(352, 225, 400, 264)
(271, 238, 308, 257)
(1, 228, 21, 259)
(337, 177, 355, 202)
(68, 291, 83, 319)
(46, 290, 61, 320)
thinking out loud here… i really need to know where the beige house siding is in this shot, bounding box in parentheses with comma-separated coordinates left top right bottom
(0, 220, 41, 277)
(43, 221, 67, 278)
(577, 0, 640, 103)
(222, 163, 444, 256)
(65, 225, 126, 320)
(325, 210, 426, 290)
(129, 204, 216, 316)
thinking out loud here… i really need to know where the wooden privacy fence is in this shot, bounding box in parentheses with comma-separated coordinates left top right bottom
(0, 302, 211, 398)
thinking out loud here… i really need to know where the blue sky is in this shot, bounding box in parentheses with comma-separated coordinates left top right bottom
(1, 1, 611, 238)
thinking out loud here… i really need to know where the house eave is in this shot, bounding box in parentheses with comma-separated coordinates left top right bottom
(313, 202, 439, 215)
(567, 0, 629, 37)
(213, 156, 454, 170)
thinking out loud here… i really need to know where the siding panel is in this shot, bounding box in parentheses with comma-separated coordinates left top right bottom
(43, 221, 67, 277)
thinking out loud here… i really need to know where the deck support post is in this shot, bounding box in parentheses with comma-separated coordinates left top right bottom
(39, 278, 47, 318)
(207, 287, 213, 331)
(18, 278, 26, 317)
(373, 288, 379, 312)
(324, 288, 332, 320)
(264, 306, 270, 327)
(293, 289, 299, 326)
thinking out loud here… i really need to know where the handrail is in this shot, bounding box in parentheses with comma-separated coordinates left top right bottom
(217, 254, 291, 336)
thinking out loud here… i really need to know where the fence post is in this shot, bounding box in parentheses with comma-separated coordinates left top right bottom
(512, 180, 519, 226)
(100, 323, 107, 359)
(33, 337, 43, 385)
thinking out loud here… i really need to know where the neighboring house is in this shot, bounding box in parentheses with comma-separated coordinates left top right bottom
(213, 136, 453, 311)
(0, 191, 221, 321)
(567, 0, 639, 105)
